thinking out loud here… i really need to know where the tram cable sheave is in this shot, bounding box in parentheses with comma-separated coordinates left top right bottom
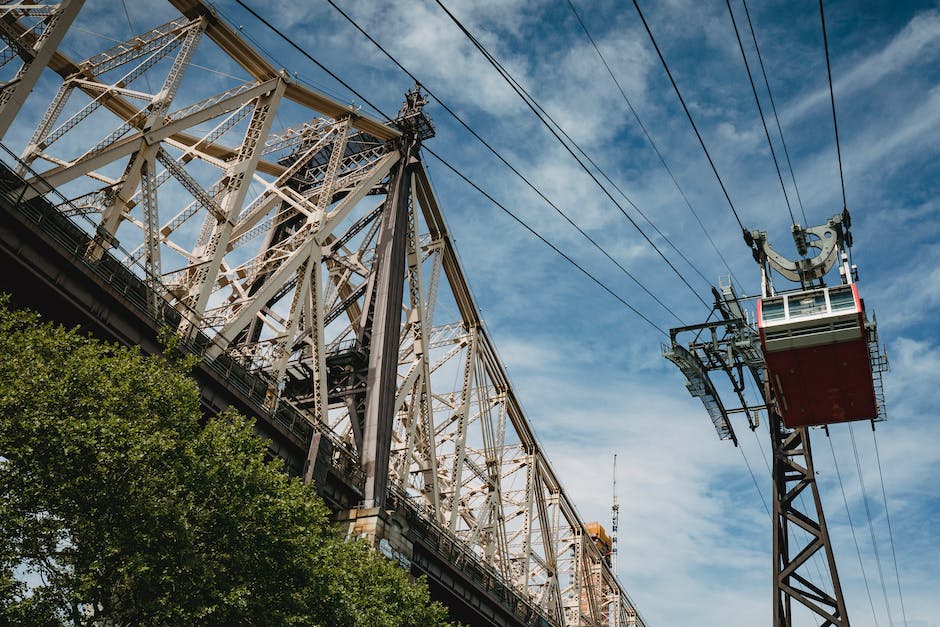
(665, 214, 888, 627)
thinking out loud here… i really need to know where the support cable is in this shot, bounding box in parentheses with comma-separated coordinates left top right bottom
(432, 0, 711, 312)
(740, 0, 809, 226)
(752, 422, 771, 475)
(231, 16, 350, 104)
(120, 0, 153, 94)
(631, 0, 747, 234)
(566, 0, 744, 294)
(321, 0, 697, 320)
(724, 0, 796, 227)
(828, 431, 882, 626)
(819, 0, 848, 216)
(848, 423, 895, 625)
(426, 147, 669, 337)
(231, 0, 674, 335)
(226, 1, 376, 117)
(871, 428, 909, 626)
(501, 55, 714, 290)
(738, 440, 769, 517)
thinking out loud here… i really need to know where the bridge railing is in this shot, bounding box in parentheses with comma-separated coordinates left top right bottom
(387, 482, 553, 626)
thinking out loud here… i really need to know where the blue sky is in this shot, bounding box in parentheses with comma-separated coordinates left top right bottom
(14, 0, 940, 625)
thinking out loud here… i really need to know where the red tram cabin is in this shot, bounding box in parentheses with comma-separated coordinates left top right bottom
(757, 284, 878, 428)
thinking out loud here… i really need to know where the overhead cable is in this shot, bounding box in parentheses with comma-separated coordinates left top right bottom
(871, 429, 909, 626)
(849, 423, 895, 625)
(740, 0, 809, 226)
(319, 0, 687, 324)
(724, 0, 797, 227)
(738, 444, 769, 517)
(818, 0, 848, 215)
(827, 431, 882, 625)
(631, 0, 748, 234)
(432, 0, 711, 312)
(426, 148, 669, 337)
(231, 0, 673, 334)
(231, 0, 390, 121)
(566, 0, 744, 293)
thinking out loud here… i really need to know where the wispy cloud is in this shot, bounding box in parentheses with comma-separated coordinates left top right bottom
(783, 9, 940, 126)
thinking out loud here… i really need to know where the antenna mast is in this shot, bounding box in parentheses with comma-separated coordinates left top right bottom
(611, 453, 619, 572)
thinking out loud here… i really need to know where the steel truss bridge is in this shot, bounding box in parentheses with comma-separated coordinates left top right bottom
(0, 1, 644, 624)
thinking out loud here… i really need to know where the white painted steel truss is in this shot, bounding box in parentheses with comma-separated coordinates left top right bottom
(0, 1, 646, 624)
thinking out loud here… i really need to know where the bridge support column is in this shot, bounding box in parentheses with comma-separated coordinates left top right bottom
(337, 506, 415, 572)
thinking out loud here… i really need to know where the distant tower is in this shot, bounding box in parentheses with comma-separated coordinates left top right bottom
(611, 454, 619, 572)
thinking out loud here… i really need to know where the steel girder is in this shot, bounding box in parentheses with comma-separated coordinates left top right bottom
(771, 416, 849, 627)
(0, 0, 83, 137)
(0, 1, 646, 624)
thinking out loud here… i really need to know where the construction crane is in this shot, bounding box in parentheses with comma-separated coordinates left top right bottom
(664, 214, 888, 626)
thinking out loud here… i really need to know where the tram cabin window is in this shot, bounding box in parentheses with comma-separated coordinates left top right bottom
(789, 292, 828, 319)
(761, 297, 786, 322)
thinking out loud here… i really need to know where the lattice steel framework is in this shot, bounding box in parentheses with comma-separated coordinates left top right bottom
(0, 1, 646, 624)
(0, 0, 83, 137)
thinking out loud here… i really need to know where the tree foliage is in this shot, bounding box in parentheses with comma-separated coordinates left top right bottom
(0, 298, 450, 626)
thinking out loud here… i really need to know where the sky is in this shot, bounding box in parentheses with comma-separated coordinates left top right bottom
(9, 0, 940, 625)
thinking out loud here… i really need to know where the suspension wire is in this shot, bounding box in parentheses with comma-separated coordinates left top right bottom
(724, 0, 796, 227)
(312, 0, 688, 324)
(228, 1, 386, 119)
(493, 47, 714, 291)
(120, 0, 153, 94)
(829, 431, 881, 625)
(631, 0, 747, 234)
(738, 443, 770, 517)
(740, 0, 809, 226)
(426, 147, 669, 337)
(818, 0, 848, 216)
(429, 0, 712, 312)
(212, 0, 347, 101)
(231, 0, 672, 336)
(565, 0, 745, 295)
(871, 428, 909, 626)
(848, 422, 895, 625)
(751, 422, 771, 474)
(733, 429, 776, 572)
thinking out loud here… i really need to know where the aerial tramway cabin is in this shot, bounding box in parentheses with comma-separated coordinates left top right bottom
(757, 283, 878, 428)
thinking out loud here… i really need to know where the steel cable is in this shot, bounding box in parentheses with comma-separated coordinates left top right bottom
(631, 0, 748, 235)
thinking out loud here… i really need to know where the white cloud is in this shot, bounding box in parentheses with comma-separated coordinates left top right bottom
(784, 9, 940, 126)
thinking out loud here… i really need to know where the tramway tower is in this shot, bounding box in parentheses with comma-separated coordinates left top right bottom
(664, 213, 888, 627)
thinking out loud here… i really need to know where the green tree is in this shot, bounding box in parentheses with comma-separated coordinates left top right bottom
(0, 298, 450, 626)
